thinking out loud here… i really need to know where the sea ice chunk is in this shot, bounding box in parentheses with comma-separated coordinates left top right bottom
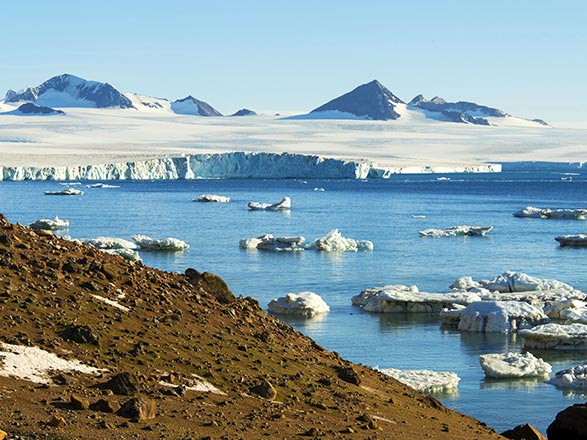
(352, 286, 480, 313)
(457, 301, 548, 333)
(194, 194, 230, 203)
(29, 216, 70, 230)
(561, 307, 587, 324)
(376, 367, 460, 394)
(239, 234, 305, 252)
(418, 225, 492, 237)
(513, 206, 587, 220)
(267, 291, 330, 317)
(520, 323, 587, 350)
(549, 364, 587, 390)
(544, 299, 587, 319)
(479, 352, 551, 378)
(81, 236, 137, 250)
(248, 196, 291, 211)
(555, 234, 587, 247)
(474, 271, 575, 293)
(44, 187, 83, 196)
(305, 229, 373, 252)
(132, 234, 189, 251)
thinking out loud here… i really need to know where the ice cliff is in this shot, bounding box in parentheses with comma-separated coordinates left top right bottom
(0, 152, 375, 181)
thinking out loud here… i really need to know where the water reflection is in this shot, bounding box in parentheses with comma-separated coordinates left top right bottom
(480, 377, 547, 391)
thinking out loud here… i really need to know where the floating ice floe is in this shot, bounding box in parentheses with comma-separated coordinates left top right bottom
(132, 234, 189, 251)
(549, 364, 587, 390)
(29, 216, 70, 230)
(86, 182, 120, 188)
(452, 271, 577, 294)
(456, 301, 548, 333)
(556, 234, 587, 247)
(194, 194, 230, 203)
(267, 291, 330, 317)
(248, 196, 291, 211)
(352, 286, 480, 313)
(440, 305, 466, 325)
(479, 352, 552, 378)
(44, 187, 83, 196)
(0, 342, 103, 384)
(520, 323, 587, 350)
(305, 229, 373, 252)
(513, 206, 587, 220)
(419, 225, 493, 237)
(239, 234, 305, 252)
(81, 236, 141, 261)
(376, 367, 460, 394)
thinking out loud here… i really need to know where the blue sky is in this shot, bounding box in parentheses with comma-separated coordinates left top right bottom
(2, 0, 586, 122)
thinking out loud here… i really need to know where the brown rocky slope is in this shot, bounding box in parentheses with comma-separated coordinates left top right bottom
(0, 214, 506, 439)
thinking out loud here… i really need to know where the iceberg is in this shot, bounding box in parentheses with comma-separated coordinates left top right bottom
(267, 291, 330, 317)
(549, 364, 587, 390)
(86, 182, 120, 188)
(561, 307, 587, 324)
(101, 248, 141, 262)
(544, 299, 587, 319)
(376, 367, 460, 394)
(44, 187, 83, 196)
(239, 234, 305, 252)
(305, 229, 373, 252)
(556, 234, 587, 247)
(513, 206, 587, 220)
(194, 194, 230, 203)
(352, 286, 480, 313)
(419, 225, 493, 237)
(456, 301, 548, 333)
(520, 323, 587, 350)
(28, 216, 69, 230)
(479, 352, 551, 378)
(248, 196, 291, 211)
(132, 234, 189, 251)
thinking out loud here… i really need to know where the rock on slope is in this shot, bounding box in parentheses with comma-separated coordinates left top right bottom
(0, 214, 504, 439)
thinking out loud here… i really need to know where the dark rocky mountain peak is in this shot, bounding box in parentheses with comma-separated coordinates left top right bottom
(310, 79, 406, 120)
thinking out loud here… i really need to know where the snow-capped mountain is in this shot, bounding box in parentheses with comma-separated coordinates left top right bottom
(310, 80, 405, 120)
(4, 74, 134, 109)
(296, 80, 547, 127)
(170, 96, 222, 116)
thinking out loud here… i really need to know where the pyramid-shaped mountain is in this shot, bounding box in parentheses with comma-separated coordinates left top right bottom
(4, 74, 135, 109)
(310, 80, 405, 120)
(170, 95, 223, 116)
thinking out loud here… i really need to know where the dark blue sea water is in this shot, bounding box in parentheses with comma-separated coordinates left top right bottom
(1, 171, 586, 433)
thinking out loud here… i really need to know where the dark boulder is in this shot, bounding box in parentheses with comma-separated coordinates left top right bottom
(547, 404, 587, 439)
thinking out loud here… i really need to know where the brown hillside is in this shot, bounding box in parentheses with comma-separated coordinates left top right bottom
(0, 214, 506, 439)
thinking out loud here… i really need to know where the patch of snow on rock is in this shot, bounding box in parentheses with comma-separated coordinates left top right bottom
(268, 291, 330, 317)
(480, 352, 551, 378)
(0, 343, 103, 384)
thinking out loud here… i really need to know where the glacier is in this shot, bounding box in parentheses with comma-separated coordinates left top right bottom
(0, 151, 499, 181)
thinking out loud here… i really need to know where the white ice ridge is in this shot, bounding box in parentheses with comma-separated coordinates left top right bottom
(376, 367, 460, 394)
(28, 216, 70, 230)
(513, 206, 587, 220)
(479, 352, 552, 378)
(520, 323, 587, 350)
(305, 229, 374, 252)
(0, 342, 103, 384)
(450, 271, 577, 294)
(132, 234, 189, 251)
(419, 225, 493, 237)
(267, 291, 330, 317)
(549, 364, 587, 390)
(248, 196, 291, 211)
(194, 194, 230, 203)
(0, 152, 374, 181)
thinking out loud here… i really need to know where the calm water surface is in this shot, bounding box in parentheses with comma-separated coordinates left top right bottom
(1, 171, 586, 433)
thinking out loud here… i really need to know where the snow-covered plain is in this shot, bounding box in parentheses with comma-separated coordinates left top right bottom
(0, 106, 585, 175)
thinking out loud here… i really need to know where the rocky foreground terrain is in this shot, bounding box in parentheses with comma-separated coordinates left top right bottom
(0, 213, 513, 439)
